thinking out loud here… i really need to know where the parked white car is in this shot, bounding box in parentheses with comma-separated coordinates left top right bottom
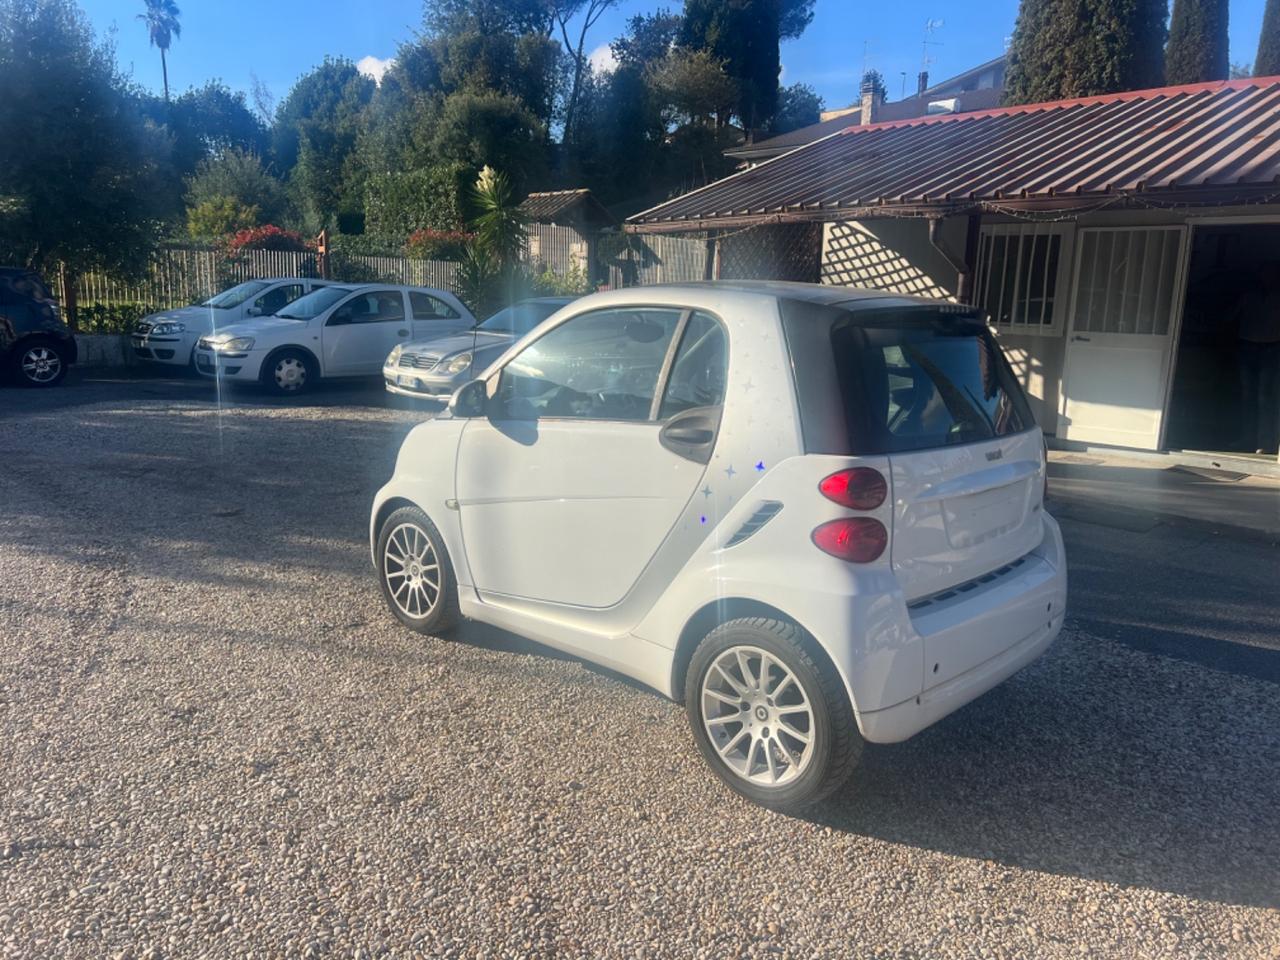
(131, 278, 332, 368)
(194, 284, 475, 395)
(369, 282, 1067, 810)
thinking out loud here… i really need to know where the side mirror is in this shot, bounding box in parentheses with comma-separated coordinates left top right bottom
(246, 305, 262, 317)
(449, 379, 488, 418)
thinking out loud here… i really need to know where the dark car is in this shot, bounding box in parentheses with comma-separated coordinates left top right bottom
(0, 268, 76, 387)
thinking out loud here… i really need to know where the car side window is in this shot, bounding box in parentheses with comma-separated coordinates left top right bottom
(493, 307, 683, 421)
(410, 292, 459, 320)
(330, 291, 405, 325)
(254, 283, 304, 316)
(658, 312, 727, 418)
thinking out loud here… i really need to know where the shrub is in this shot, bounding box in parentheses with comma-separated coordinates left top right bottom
(78, 301, 153, 334)
(187, 196, 259, 239)
(364, 163, 470, 246)
(225, 224, 311, 253)
(530, 261, 593, 297)
(405, 228, 473, 261)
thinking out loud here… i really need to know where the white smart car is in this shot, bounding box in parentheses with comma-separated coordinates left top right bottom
(369, 282, 1067, 810)
(131, 278, 332, 368)
(194, 283, 475, 395)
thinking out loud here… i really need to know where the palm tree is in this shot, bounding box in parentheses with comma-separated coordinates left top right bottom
(137, 0, 181, 102)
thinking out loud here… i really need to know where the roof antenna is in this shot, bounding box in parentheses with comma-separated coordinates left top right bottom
(920, 18, 943, 95)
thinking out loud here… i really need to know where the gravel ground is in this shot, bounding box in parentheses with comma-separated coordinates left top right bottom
(1, 373, 1278, 959)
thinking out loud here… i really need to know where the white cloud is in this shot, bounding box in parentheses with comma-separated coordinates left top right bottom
(587, 43, 617, 75)
(356, 55, 394, 85)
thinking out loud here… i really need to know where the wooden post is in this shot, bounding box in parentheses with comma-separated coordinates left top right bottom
(958, 212, 982, 305)
(316, 229, 331, 280)
(59, 262, 78, 332)
(703, 231, 720, 281)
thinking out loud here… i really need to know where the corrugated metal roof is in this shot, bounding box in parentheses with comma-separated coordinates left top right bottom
(519, 188, 615, 226)
(630, 78, 1280, 231)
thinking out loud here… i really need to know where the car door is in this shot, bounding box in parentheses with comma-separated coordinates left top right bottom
(454, 306, 725, 609)
(321, 289, 411, 376)
(409, 291, 472, 342)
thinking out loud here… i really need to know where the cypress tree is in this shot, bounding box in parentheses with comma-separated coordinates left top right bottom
(1258, 0, 1280, 76)
(1006, 0, 1168, 105)
(1165, 0, 1229, 84)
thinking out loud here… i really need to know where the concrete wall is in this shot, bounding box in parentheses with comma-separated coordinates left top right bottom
(74, 334, 134, 368)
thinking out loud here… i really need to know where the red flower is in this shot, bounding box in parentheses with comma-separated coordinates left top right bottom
(226, 225, 312, 253)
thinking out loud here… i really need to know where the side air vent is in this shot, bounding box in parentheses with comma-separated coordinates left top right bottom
(725, 501, 783, 548)
(906, 555, 1031, 612)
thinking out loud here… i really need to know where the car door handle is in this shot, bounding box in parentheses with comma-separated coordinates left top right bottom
(1071, 335, 1091, 342)
(659, 407, 722, 464)
(663, 425, 714, 444)
(397, 328, 410, 337)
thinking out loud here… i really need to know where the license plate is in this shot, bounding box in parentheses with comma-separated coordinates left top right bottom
(398, 375, 419, 388)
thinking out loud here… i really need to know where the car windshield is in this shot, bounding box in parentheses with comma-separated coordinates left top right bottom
(476, 301, 567, 336)
(275, 285, 354, 320)
(202, 280, 271, 310)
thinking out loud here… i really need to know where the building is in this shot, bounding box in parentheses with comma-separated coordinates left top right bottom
(518, 188, 616, 285)
(725, 56, 1007, 167)
(627, 77, 1280, 466)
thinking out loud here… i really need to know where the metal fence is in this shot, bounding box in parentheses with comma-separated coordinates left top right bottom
(67, 247, 463, 312)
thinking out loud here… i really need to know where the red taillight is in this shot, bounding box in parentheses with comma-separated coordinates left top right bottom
(811, 518, 888, 563)
(818, 468, 887, 510)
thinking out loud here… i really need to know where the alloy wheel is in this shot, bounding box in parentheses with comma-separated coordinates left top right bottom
(700, 645, 816, 787)
(383, 522, 441, 620)
(21, 346, 61, 384)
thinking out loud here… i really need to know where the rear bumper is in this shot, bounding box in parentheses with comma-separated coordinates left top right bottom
(854, 514, 1067, 743)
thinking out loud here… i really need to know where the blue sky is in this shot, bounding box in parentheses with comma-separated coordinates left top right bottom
(85, 0, 1270, 114)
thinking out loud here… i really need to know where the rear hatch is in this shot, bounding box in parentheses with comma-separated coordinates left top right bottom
(828, 307, 1045, 602)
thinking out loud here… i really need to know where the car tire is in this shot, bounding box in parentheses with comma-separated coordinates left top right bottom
(685, 617, 862, 811)
(261, 348, 314, 396)
(11, 338, 68, 388)
(376, 505, 460, 635)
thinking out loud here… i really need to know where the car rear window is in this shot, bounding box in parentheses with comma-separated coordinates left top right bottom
(830, 310, 1034, 454)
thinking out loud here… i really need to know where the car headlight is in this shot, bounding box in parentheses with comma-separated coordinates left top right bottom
(387, 344, 403, 365)
(150, 321, 185, 335)
(215, 337, 255, 352)
(445, 352, 473, 375)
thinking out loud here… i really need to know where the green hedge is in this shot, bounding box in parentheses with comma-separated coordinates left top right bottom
(77, 301, 154, 334)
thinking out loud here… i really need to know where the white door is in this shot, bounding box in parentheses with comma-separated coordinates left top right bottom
(1058, 226, 1188, 449)
(321, 290, 411, 376)
(455, 306, 719, 609)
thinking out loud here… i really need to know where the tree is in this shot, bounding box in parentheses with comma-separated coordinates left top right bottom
(680, 0, 815, 135)
(137, 0, 181, 102)
(1165, 0, 1228, 84)
(611, 9, 682, 68)
(0, 0, 168, 286)
(648, 48, 737, 126)
(427, 90, 548, 193)
(1258, 0, 1280, 76)
(1005, 0, 1167, 104)
(272, 59, 375, 228)
(860, 69, 887, 101)
(771, 82, 822, 134)
(550, 0, 621, 148)
(185, 148, 287, 225)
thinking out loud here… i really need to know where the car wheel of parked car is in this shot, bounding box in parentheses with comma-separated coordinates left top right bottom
(686, 618, 862, 811)
(12, 339, 67, 387)
(262, 349, 314, 396)
(377, 506, 459, 635)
